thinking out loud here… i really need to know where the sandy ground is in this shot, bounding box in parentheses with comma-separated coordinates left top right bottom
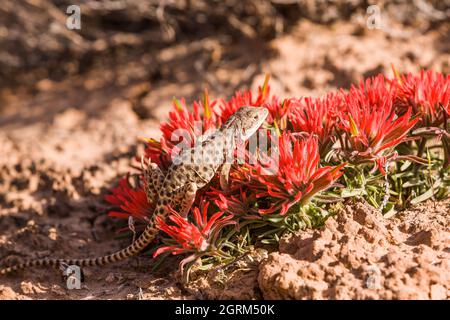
(0, 18, 449, 299)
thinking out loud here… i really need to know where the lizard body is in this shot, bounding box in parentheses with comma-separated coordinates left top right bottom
(0, 106, 268, 275)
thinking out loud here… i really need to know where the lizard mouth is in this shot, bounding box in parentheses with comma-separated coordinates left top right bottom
(242, 127, 259, 140)
(242, 108, 269, 139)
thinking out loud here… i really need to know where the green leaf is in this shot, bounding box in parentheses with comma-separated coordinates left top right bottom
(400, 161, 412, 171)
(341, 188, 366, 198)
(314, 193, 343, 203)
(402, 180, 424, 188)
(261, 239, 278, 245)
(410, 179, 442, 205)
(263, 215, 285, 223)
(392, 171, 415, 179)
(383, 203, 397, 218)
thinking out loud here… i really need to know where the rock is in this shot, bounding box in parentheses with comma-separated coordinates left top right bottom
(258, 201, 450, 300)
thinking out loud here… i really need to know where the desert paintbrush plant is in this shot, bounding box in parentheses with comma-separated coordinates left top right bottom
(209, 133, 345, 246)
(288, 93, 342, 157)
(153, 201, 237, 279)
(105, 69, 449, 278)
(337, 75, 419, 172)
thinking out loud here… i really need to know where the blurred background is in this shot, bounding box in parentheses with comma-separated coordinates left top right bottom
(0, 0, 449, 300)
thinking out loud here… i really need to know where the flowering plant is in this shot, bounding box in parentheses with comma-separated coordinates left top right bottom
(154, 201, 236, 258)
(337, 76, 419, 173)
(106, 69, 449, 276)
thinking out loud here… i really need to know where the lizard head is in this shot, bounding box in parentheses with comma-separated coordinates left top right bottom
(224, 106, 269, 141)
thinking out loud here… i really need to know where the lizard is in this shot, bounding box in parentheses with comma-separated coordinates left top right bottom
(0, 106, 269, 275)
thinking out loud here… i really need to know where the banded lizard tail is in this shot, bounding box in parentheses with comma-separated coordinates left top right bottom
(0, 106, 269, 275)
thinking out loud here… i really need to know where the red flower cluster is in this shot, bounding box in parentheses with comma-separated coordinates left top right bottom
(216, 74, 272, 122)
(213, 188, 259, 218)
(105, 177, 152, 222)
(394, 69, 450, 127)
(105, 69, 449, 262)
(228, 134, 344, 215)
(338, 76, 419, 169)
(143, 77, 273, 170)
(289, 93, 342, 155)
(154, 202, 236, 257)
(143, 95, 220, 169)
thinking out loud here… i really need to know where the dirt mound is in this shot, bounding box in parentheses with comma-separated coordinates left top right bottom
(258, 201, 450, 299)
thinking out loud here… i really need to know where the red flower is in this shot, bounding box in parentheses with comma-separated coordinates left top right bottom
(210, 187, 260, 219)
(264, 96, 295, 130)
(143, 93, 221, 170)
(216, 74, 272, 123)
(153, 202, 237, 257)
(233, 133, 344, 215)
(394, 69, 450, 126)
(142, 77, 273, 170)
(105, 177, 153, 222)
(289, 93, 342, 154)
(339, 75, 419, 164)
